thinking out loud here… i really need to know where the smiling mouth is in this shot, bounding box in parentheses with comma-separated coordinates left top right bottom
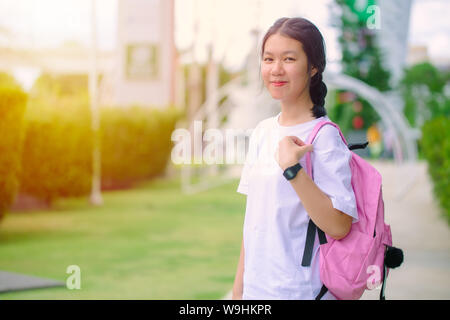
(272, 81, 287, 87)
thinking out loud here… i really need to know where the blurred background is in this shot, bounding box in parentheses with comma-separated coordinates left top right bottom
(0, 0, 449, 299)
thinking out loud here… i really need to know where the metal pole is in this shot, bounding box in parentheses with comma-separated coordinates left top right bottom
(89, 0, 103, 205)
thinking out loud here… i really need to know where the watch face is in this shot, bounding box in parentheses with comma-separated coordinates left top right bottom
(286, 170, 295, 179)
(283, 163, 301, 180)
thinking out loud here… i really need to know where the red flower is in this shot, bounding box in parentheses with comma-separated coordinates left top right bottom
(352, 116, 364, 130)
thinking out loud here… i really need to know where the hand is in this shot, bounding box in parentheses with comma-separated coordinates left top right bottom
(275, 136, 313, 171)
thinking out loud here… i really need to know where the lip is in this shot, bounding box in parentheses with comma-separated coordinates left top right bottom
(271, 81, 287, 87)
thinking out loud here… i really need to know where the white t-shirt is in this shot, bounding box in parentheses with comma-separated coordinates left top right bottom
(237, 113, 358, 300)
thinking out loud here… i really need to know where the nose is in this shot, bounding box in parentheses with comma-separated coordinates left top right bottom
(271, 60, 285, 76)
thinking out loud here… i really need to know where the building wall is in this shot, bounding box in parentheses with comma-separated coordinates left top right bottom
(376, 0, 412, 87)
(114, 0, 175, 108)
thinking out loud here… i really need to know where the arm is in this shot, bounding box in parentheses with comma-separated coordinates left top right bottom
(277, 135, 352, 240)
(231, 238, 245, 299)
(287, 168, 352, 240)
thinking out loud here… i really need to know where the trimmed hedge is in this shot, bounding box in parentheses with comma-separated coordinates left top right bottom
(0, 87, 28, 220)
(421, 116, 450, 224)
(19, 102, 182, 204)
(19, 98, 93, 204)
(100, 106, 182, 189)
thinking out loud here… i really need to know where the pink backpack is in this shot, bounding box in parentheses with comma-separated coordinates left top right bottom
(302, 120, 403, 300)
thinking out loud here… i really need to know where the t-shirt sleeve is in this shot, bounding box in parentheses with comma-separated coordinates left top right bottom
(310, 125, 358, 223)
(236, 126, 259, 195)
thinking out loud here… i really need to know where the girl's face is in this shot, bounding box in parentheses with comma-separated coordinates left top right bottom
(261, 33, 316, 102)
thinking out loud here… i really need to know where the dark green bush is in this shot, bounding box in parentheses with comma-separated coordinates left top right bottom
(19, 98, 181, 203)
(0, 87, 28, 220)
(421, 116, 450, 224)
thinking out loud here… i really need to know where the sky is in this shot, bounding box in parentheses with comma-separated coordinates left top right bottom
(0, 0, 449, 72)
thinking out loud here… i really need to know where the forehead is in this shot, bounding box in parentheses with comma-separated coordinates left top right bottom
(263, 33, 304, 55)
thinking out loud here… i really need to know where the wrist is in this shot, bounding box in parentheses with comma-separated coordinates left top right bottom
(280, 159, 299, 171)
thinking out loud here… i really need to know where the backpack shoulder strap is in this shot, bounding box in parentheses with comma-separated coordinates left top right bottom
(305, 120, 348, 179)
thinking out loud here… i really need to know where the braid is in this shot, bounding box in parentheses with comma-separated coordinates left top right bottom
(309, 72, 327, 118)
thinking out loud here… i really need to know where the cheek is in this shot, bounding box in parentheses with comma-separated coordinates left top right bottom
(289, 66, 309, 86)
(261, 65, 271, 82)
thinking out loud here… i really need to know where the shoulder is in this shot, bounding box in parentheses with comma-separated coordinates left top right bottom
(313, 122, 348, 153)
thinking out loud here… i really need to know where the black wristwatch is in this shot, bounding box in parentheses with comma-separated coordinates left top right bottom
(283, 163, 302, 180)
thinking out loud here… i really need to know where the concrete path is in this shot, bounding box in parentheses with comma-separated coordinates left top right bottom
(361, 161, 450, 300)
(224, 160, 450, 300)
(0, 270, 65, 293)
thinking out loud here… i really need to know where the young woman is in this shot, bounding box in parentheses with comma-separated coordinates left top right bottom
(232, 17, 358, 300)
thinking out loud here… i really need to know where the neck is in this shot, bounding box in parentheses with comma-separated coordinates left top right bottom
(279, 93, 316, 126)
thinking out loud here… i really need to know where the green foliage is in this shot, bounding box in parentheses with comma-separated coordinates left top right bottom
(327, 92, 380, 136)
(17, 72, 182, 205)
(19, 96, 93, 204)
(421, 117, 450, 224)
(0, 87, 28, 220)
(399, 62, 450, 128)
(31, 73, 90, 98)
(19, 102, 181, 203)
(100, 106, 182, 189)
(330, 0, 391, 134)
(335, 0, 391, 92)
(344, 0, 376, 22)
(0, 72, 23, 90)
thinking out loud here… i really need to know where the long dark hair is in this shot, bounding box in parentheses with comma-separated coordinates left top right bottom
(261, 17, 327, 118)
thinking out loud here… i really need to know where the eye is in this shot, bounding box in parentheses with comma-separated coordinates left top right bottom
(285, 57, 295, 61)
(263, 57, 273, 62)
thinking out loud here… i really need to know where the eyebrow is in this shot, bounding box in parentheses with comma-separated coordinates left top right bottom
(263, 50, 298, 55)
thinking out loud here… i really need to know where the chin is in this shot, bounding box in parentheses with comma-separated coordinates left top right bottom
(269, 91, 284, 100)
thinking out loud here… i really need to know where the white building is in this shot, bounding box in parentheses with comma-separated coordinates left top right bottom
(376, 0, 413, 87)
(113, 0, 177, 108)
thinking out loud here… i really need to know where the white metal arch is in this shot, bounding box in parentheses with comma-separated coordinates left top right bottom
(323, 72, 420, 164)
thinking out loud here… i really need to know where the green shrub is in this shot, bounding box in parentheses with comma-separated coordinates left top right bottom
(0, 72, 23, 90)
(421, 116, 450, 224)
(400, 62, 449, 128)
(0, 87, 28, 220)
(19, 96, 93, 204)
(19, 97, 182, 203)
(100, 106, 182, 189)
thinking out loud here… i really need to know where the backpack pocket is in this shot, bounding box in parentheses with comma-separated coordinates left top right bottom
(322, 230, 374, 280)
(320, 230, 376, 299)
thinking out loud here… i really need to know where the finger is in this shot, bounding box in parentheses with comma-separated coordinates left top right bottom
(290, 136, 305, 146)
(303, 144, 313, 152)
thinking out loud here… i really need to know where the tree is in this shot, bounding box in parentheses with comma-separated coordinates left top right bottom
(330, 0, 391, 134)
(399, 62, 450, 128)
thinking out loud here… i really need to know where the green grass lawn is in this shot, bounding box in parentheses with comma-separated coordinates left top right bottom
(0, 176, 246, 299)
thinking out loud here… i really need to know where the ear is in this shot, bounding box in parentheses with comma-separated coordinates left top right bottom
(311, 66, 318, 78)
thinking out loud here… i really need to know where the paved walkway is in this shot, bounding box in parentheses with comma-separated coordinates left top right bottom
(224, 160, 450, 300)
(0, 271, 65, 293)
